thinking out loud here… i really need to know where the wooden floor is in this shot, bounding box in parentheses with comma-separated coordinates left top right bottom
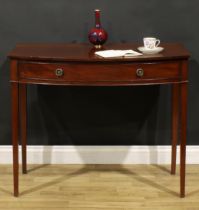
(0, 165, 199, 210)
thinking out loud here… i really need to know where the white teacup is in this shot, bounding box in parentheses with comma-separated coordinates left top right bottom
(143, 37, 160, 50)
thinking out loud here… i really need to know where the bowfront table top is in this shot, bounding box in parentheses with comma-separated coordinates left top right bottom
(9, 43, 190, 62)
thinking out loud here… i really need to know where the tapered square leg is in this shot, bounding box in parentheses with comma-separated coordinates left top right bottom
(180, 83, 187, 198)
(11, 83, 19, 197)
(171, 84, 180, 175)
(19, 84, 27, 174)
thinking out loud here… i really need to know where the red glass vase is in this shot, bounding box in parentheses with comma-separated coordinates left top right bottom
(88, 9, 108, 49)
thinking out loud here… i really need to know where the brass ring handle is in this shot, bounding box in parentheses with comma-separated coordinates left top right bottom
(136, 68, 144, 77)
(55, 68, 64, 77)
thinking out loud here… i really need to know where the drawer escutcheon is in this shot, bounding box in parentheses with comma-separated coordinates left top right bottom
(55, 68, 64, 77)
(136, 68, 144, 77)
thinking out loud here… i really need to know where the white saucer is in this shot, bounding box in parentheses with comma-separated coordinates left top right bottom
(138, 46, 164, 54)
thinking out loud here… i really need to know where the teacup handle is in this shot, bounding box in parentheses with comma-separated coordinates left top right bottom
(155, 39, 160, 47)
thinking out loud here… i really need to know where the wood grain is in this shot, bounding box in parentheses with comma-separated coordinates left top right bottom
(0, 164, 199, 210)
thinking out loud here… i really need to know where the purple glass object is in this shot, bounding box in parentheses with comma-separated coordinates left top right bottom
(88, 9, 108, 49)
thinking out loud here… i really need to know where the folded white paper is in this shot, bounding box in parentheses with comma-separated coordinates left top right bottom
(95, 50, 142, 58)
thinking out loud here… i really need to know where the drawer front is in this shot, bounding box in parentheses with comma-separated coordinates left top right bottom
(18, 61, 180, 84)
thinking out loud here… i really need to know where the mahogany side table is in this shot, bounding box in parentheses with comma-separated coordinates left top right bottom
(8, 43, 190, 197)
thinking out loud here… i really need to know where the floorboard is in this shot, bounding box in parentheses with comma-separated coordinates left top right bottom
(0, 164, 199, 210)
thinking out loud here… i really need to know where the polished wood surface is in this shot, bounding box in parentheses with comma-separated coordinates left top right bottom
(8, 43, 190, 62)
(18, 61, 181, 86)
(1, 164, 199, 210)
(9, 43, 190, 197)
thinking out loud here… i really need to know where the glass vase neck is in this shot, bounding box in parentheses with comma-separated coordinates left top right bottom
(95, 9, 101, 28)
